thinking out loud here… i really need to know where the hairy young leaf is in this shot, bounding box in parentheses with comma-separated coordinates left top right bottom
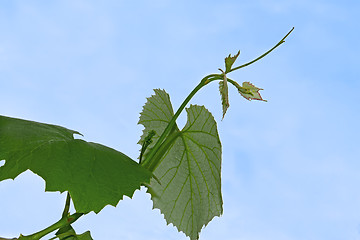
(229, 81, 267, 101)
(0, 116, 152, 213)
(139, 90, 222, 240)
(239, 82, 266, 101)
(219, 80, 229, 119)
(224, 50, 240, 73)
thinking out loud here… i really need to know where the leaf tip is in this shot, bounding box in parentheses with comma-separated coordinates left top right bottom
(74, 131, 83, 137)
(224, 50, 241, 73)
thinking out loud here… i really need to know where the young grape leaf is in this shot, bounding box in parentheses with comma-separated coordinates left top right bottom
(139, 90, 223, 240)
(219, 80, 229, 119)
(0, 115, 152, 213)
(229, 81, 267, 101)
(224, 50, 240, 73)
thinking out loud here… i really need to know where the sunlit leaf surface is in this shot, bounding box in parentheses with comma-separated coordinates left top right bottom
(0, 116, 152, 213)
(139, 90, 223, 240)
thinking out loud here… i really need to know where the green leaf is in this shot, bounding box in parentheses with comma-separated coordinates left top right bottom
(229, 80, 267, 101)
(224, 50, 240, 73)
(138, 89, 177, 162)
(0, 115, 152, 213)
(238, 81, 266, 101)
(219, 80, 229, 119)
(56, 223, 76, 240)
(54, 226, 93, 240)
(77, 231, 93, 240)
(139, 90, 223, 240)
(55, 228, 93, 240)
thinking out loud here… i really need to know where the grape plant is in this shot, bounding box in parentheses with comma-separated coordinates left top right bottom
(0, 28, 293, 240)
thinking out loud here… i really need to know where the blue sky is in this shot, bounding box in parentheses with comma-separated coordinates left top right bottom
(0, 0, 359, 239)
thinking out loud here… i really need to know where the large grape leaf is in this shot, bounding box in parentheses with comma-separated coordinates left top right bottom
(0, 115, 152, 213)
(138, 90, 223, 240)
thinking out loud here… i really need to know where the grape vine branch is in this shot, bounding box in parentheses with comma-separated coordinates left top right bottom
(0, 27, 293, 240)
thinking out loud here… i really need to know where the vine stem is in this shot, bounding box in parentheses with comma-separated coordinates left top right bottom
(141, 28, 294, 172)
(17, 213, 83, 240)
(1, 193, 83, 240)
(228, 27, 294, 73)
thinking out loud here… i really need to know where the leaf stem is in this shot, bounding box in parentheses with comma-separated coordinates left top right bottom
(228, 27, 294, 73)
(62, 192, 71, 218)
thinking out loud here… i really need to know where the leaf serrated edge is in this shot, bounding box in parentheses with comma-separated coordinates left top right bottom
(227, 79, 267, 102)
(147, 185, 222, 240)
